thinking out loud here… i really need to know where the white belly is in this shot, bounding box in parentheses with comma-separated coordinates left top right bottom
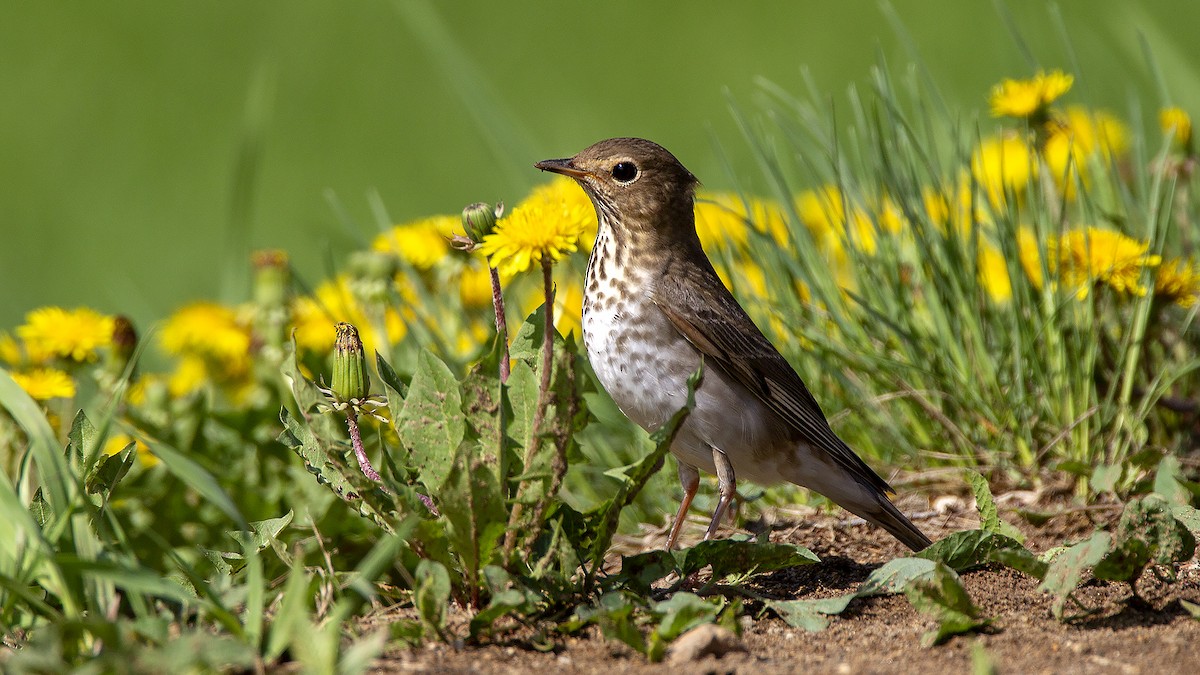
(581, 270, 792, 485)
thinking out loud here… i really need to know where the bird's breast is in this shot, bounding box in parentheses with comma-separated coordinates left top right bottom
(582, 255, 700, 432)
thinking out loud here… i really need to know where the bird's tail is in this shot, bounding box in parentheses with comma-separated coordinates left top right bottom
(861, 495, 932, 552)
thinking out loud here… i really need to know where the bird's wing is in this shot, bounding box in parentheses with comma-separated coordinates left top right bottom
(653, 264, 893, 495)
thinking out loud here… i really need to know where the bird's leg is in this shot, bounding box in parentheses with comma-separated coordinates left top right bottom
(666, 462, 700, 550)
(704, 447, 736, 541)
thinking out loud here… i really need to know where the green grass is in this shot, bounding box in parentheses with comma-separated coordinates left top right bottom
(2, 4, 1200, 670)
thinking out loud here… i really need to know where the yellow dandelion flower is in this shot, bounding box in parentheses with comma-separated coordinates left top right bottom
(977, 242, 1013, 304)
(795, 185, 877, 255)
(1154, 257, 1200, 308)
(0, 332, 21, 365)
(161, 302, 252, 363)
(479, 197, 589, 279)
(922, 180, 986, 235)
(1160, 107, 1193, 150)
(1017, 227, 1045, 289)
(971, 134, 1037, 209)
(520, 176, 599, 249)
(989, 69, 1073, 118)
(371, 216, 456, 270)
(103, 433, 159, 469)
(17, 306, 115, 363)
(1043, 107, 1130, 200)
(168, 354, 210, 397)
(10, 367, 76, 401)
(695, 195, 752, 251)
(1050, 227, 1161, 298)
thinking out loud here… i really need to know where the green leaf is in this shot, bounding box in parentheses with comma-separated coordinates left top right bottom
(1038, 531, 1111, 620)
(504, 360, 539, 468)
(414, 559, 452, 637)
(903, 562, 988, 646)
(277, 408, 395, 533)
(1093, 495, 1196, 584)
(766, 557, 939, 633)
(227, 511, 294, 553)
(675, 539, 819, 578)
(1181, 599, 1200, 620)
(85, 444, 135, 496)
(440, 440, 507, 594)
(647, 593, 722, 662)
(0, 367, 70, 515)
(264, 556, 312, 662)
(376, 351, 409, 400)
(987, 546, 1048, 580)
(917, 530, 1025, 571)
(1089, 463, 1121, 494)
(965, 471, 999, 532)
(396, 350, 465, 492)
(857, 557, 939, 596)
(1172, 503, 1200, 536)
(1153, 454, 1189, 506)
(766, 596, 855, 632)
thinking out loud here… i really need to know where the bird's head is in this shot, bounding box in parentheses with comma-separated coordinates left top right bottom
(535, 138, 699, 244)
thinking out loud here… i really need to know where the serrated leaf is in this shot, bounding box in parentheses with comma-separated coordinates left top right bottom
(1038, 531, 1111, 620)
(1093, 495, 1196, 583)
(396, 350, 464, 492)
(917, 530, 1024, 571)
(277, 408, 394, 533)
(965, 471, 999, 532)
(86, 444, 135, 496)
(227, 511, 294, 552)
(675, 539, 819, 578)
(904, 562, 988, 646)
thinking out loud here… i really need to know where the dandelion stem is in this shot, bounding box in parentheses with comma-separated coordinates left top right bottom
(489, 266, 511, 383)
(344, 409, 381, 483)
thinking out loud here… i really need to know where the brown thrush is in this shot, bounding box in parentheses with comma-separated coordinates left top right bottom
(534, 137, 932, 552)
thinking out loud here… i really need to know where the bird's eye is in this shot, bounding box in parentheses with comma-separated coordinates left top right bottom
(611, 161, 639, 183)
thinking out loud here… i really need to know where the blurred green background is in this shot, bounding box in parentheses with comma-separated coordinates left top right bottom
(3, 1, 1198, 332)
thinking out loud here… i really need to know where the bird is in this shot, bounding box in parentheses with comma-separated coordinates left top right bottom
(533, 137, 932, 552)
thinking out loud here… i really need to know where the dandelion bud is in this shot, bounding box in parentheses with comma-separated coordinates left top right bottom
(109, 315, 138, 371)
(251, 249, 291, 307)
(462, 201, 501, 244)
(331, 322, 369, 401)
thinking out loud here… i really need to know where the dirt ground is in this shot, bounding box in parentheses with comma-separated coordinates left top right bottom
(364, 496, 1200, 674)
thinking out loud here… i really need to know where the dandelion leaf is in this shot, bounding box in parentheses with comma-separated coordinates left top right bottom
(396, 349, 464, 492)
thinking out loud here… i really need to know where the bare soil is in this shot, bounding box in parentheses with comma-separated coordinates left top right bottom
(364, 496, 1200, 674)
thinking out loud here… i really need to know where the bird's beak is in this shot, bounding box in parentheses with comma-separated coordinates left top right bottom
(534, 157, 588, 179)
